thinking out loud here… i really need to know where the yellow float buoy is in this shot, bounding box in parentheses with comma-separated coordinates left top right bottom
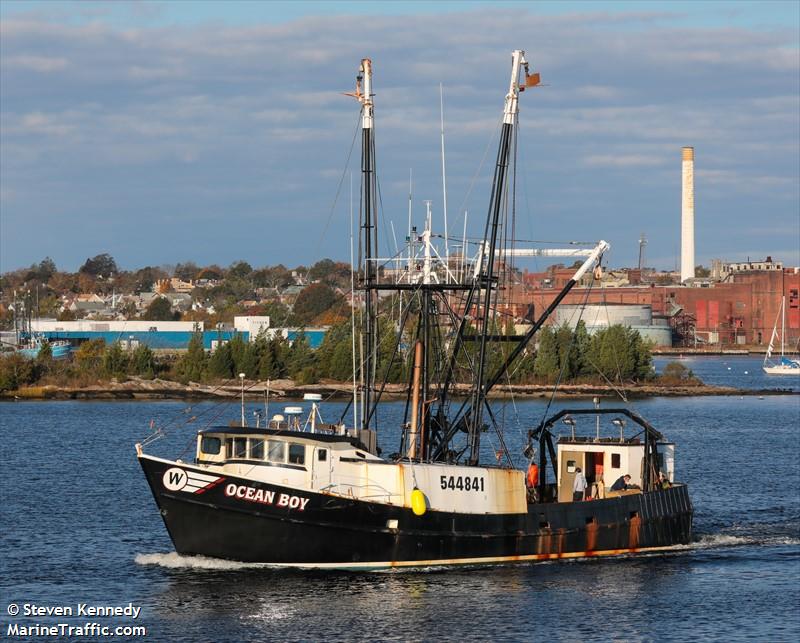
(411, 487, 427, 516)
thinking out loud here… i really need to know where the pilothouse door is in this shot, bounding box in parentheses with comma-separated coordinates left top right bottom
(311, 447, 332, 490)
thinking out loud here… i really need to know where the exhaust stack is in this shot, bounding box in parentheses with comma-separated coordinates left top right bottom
(681, 147, 695, 283)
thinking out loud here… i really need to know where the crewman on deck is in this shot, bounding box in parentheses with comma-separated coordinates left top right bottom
(573, 467, 588, 502)
(526, 462, 540, 503)
(611, 474, 632, 492)
(526, 463, 539, 488)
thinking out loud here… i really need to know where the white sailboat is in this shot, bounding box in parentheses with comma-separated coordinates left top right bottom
(763, 296, 800, 375)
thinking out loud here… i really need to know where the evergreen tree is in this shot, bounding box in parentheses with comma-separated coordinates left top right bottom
(533, 326, 559, 380)
(257, 341, 276, 379)
(131, 344, 156, 379)
(207, 342, 235, 379)
(176, 332, 207, 382)
(573, 320, 591, 377)
(287, 332, 314, 378)
(228, 334, 248, 375)
(585, 325, 652, 381)
(103, 342, 129, 378)
(239, 341, 259, 379)
(35, 342, 53, 379)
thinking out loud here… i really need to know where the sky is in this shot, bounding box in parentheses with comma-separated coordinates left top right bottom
(1, 0, 798, 274)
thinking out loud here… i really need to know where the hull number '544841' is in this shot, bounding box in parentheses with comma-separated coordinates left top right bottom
(440, 475, 485, 492)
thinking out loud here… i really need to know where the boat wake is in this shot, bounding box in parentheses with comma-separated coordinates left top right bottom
(135, 552, 270, 571)
(686, 529, 800, 551)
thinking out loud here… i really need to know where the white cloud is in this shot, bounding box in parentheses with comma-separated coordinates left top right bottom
(583, 154, 666, 168)
(3, 54, 68, 72)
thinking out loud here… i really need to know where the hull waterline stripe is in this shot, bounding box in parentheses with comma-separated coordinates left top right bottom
(242, 544, 687, 570)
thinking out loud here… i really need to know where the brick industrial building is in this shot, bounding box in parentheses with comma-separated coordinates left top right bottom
(501, 260, 799, 347)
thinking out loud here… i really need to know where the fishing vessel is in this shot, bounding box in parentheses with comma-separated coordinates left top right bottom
(17, 334, 72, 360)
(763, 293, 799, 375)
(138, 50, 693, 569)
(6, 293, 71, 359)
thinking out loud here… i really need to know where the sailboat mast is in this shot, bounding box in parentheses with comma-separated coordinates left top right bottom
(781, 268, 786, 358)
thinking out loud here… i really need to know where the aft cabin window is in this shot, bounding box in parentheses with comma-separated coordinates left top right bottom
(611, 453, 621, 469)
(233, 437, 247, 459)
(288, 443, 305, 465)
(318, 449, 327, 462)
(250, 439, 265, 460)
(200, 436, 221, 455)
(267, 440, 286, 463)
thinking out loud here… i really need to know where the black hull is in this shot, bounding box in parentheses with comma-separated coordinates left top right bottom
(140, 457, 693, 569)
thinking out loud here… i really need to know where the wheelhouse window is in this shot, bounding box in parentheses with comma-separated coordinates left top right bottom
(267, 440, 286, 463)
(250, 439, 265, 460)
(611, 453, 621, 469)
(288, 443, 305, 465)
(566, 460, 576, 473)
(233, 437, 247, 459)
(318, 449, 327, 462)
(200, 436, 221, 455)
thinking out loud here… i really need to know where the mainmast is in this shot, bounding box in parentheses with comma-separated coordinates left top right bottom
(352, 58, 379, 431)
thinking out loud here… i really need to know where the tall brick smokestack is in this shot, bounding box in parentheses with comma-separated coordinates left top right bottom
(681, 147, 695, 282)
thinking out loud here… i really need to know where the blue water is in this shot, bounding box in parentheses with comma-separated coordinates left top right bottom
(654, 354, 800, 392)
(2, 362, 799, 641)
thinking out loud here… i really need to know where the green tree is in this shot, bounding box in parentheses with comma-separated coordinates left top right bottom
(228, 334, 248, 374)
(585, 325, 653, 381)
(142, 296, 176, 321)
(257, 341, 276, 379)
(287, 332, 314, 379)
(74, 339, 107, 373)
(239, 343, 259, 379)
(26, 257, 57, 282)
(36, 341, 53, 364)
(103, 342, 129, 378)
(79, 253, 117, 278)
(175, 332, 207, 382)
(533, 326, 559, 380)
(131, 344, 156, 379)
(0, 354, 37, 391)
(174, 262, 200, 281)
(228, 260, 253, 279)
(293, 283, 343, 325)
(307, 259, 340, 282)
(660, 361, 699, 384)
(208, 342, 235, 379)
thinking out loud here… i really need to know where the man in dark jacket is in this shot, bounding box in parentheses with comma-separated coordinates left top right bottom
(610, 474, 632, 492)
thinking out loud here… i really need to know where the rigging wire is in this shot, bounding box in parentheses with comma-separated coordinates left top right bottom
(534, 277, 596, 433)
(301, 110, 363, 285)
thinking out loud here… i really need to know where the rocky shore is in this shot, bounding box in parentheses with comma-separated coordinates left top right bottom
(1, 377, 795, 401)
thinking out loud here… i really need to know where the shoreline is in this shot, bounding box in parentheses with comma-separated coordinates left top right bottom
(2, 377, 796, 401)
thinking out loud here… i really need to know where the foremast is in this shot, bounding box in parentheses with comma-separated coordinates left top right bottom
(465, 50, 529, 464)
